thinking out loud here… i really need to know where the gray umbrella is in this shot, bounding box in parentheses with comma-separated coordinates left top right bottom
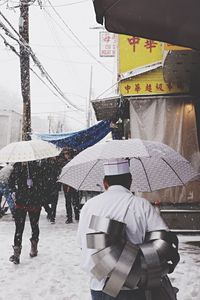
(58, 139, 199, 192)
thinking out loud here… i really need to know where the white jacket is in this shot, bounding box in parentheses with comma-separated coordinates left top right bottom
(77, 185, 168, 291)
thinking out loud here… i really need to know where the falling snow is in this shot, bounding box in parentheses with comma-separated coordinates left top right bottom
(0, 192, 200, 300)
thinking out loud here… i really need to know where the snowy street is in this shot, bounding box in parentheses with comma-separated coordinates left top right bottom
(0, 192, 200, 300)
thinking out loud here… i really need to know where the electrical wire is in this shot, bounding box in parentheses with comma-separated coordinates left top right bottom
(32, 111, 86, 126)
(36, 0, 90, 7)
(42, 7, 83, 91)
(0, 12, 83, 111)
(46, 0, 113, 74)
(29, 42, 97, 48)
(95, 80, 120, 99)
(0, 31, 82, 110)
(37, 52, 113, 65)
(42, 8, 87, 54)
(45, 0, 89, 7)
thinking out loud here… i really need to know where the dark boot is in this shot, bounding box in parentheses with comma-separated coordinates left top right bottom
(29, 239, 38, 258)
(75, 213, 79, 221)
(65, 218, 73, 224)
(9, 245, 22, 264)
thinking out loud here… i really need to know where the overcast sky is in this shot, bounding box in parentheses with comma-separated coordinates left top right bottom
(0, 0, 116, 131)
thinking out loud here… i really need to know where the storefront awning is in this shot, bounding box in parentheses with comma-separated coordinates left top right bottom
(91, 96, 129, 121)
(93, 0, 200, 50)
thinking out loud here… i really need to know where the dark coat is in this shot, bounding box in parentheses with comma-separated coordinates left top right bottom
(8, 162, 44, 207)
(41, 158, 62, 201)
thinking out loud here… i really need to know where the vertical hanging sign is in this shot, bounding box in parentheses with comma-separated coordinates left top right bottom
(99, 32, 117, 57)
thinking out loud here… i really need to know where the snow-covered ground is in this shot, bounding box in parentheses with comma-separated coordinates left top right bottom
(0, 192, 200, 300)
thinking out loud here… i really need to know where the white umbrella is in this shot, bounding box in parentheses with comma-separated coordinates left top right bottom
(58, 139, 199, 192)
(0, 140, 61, 163)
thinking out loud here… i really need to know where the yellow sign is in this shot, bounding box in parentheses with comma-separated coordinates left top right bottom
(119, 69, 188, 95)
(119, 35, 188, 95)
(164, 43, 191, 51)
(119, 35, 163, 73)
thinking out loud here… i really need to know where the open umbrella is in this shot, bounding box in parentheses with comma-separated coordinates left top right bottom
(93, 0, 200, 50)
(0, 140, 61, 163)
(58, 139, 199, 192)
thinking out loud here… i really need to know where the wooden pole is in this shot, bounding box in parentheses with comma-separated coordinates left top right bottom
(19, 0, 31, 141)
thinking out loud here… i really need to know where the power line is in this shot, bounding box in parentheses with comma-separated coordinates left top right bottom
(46, 0, 113, 74)
(0, 12, 88, 111)
(32, 111, 86, 126)
(0, 12, 83, 111)
(35, 52, 114, 65)
(42, 7, 83, 89)
(42, 8, 87, 53)
(4, 0, 37, 9)
(29, 42, 97, 48)
(38, 0, 90, 7)
(0, 30, 83, 111)
(95, 81, 120, 99)
(42, 5, 96, 92)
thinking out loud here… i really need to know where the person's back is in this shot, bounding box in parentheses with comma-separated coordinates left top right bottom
(77, 185, 167, 288)
(42, 158, 61, 194)
(8, 161, 43, 207)
(77, 159, 168, 298)
(8, 161, 43, 264)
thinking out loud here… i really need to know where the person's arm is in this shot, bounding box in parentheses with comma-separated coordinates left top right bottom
(76, 203, 88, 249)
(144, 199, 168, 232)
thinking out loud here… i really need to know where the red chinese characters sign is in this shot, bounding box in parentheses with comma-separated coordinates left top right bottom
(119, 69, 189, 95)
(99, 32, 117, 57)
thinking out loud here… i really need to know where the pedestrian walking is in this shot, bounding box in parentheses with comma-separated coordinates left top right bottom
(8, 161, 44, 264)
(0, 164, 15, 216)
(42, 157, 61, 224)
(63, 184, 80, 223)
(77, 158, 173, 300)
(60, 149, 80, 223)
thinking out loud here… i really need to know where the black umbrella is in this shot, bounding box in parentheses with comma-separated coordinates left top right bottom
(93, 0, 200, 50)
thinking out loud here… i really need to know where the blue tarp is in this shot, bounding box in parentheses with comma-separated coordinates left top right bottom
(35, 120, 111, 150)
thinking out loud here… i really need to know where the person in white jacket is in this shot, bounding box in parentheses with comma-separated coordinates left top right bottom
(77, 158, 168, 300)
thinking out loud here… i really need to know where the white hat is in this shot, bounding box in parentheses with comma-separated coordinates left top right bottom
(103, 159, 130, 176)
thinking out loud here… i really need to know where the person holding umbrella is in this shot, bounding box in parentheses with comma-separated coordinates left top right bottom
(0, 139, 61, 264)
(77, 158, 172, 300)
(58, 138, 199, 299)
(8, 160, 44, 264)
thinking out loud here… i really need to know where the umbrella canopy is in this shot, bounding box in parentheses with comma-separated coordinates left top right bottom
(0, 140, 61, 163)
(59, 139, 199, 192)
(93, 0, 200, 50)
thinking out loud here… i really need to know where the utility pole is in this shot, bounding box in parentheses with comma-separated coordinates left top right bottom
(87, 66, 93, 128)
(19, 0, 31, 141)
